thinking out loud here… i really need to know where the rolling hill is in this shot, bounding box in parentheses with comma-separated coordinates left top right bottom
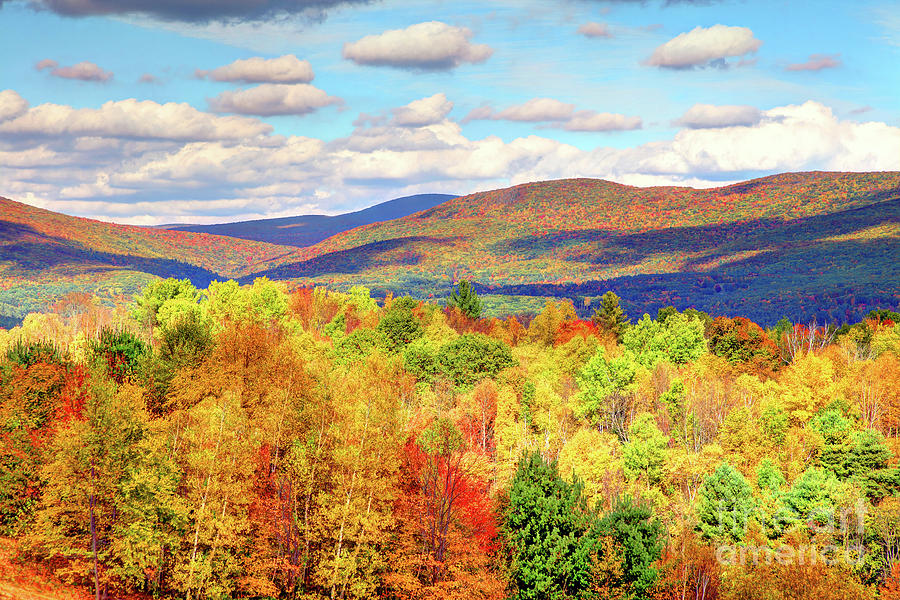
(246, 171, 900, 325)
(1, 171, 898, 327)
(157, 193, 456, 247)
(0, 197, 295, 325)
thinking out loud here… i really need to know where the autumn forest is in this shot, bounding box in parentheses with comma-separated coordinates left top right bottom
(1, 277, 899, 600)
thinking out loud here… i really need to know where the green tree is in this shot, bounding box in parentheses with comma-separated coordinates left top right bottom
(89, 327, 147, 384)
(133, 278, 201, 330)
(576, 349, 637, 436)
(376, 297, 424, 352)
(622, 413, 668, 484)
(591, 291, 630, 340)
(756, 459, 787, 538)
(436, 333, 516, 386)
(623, 313, 706, 368)
(782, 467, 840, 531)
(696, 463, 756, 543)
(447, 279, 482, 319)
(599, 496, 664, 599)
(505, 452, 601, 600)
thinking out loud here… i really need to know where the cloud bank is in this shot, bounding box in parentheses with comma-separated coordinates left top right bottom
(2, 91, 897, 225)
(465, 98, 642, 131)
(391, 94, 454, 127)
(676, 104, 762, 128)
(15, 0, 373, 23)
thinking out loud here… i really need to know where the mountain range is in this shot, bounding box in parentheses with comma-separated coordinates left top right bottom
(1, 171, 898, 327)
(156, 193, 456, 247)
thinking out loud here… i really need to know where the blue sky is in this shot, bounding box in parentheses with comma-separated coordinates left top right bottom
(0, 0, 898, 224)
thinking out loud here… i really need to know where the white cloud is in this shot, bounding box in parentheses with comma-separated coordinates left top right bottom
(675, 104, 762, 128)
(464, 98, 640, 131)
(577, 22, 611, 38)
(494, 98, 575, 122)
(391, 93, 453, 127)
(646, 25, 762, 68)
(0, 98, 272, 140)
(0, 90, 29, 121)
(208, 83, 342, 116)
(197, 54, 315, 83)
(563, 111, 642, 131)
(343, 21, 493, 70)
(462, 98, 575, 123)
(36, 59, 113, 81)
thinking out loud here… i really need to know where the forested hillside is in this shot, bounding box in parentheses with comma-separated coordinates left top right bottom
(1, 278, 899, 599)
(0, 197, 295, 325)
(2, 172, 898, 328)
(252, 171, 900, 325)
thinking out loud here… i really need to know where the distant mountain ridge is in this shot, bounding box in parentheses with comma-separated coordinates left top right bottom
(157, 193, 457, 247)
(1, 173, 898, 326)
(246, 171, 900, 325)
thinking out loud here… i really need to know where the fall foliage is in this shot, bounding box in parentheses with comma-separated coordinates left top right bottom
(1, 278, 899, 599)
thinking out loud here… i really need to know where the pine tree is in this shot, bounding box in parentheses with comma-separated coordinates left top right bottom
(448, 280, 482, 319)
(591, 292, 629, 340)
(504, 452, 600, 600)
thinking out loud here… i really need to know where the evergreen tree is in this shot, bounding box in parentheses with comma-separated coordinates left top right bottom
(505, 452, 600, 600)
(447, 279, 483, 319)
(591, 291, 629, 340)
(696, 463, 756, 543)
(599, 496, 664, 599)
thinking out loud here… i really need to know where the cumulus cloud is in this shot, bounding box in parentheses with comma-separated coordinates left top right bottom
(36, 59, 113, 81)
(562, 111, 642, 131)
(197, 54, 315, 83)
(0, 90, 29, 122)
(645, 25, 762, 68)
(343, 21, 493, 70)
(391, 93, 453, 127)
(0, 98, 271, 140)
(16, 0, 373, 23)
(675, 104, 762, 128)
(577, 22, 611, 38)
(208, 83, 341, 116)
(786, 53, 842, 71)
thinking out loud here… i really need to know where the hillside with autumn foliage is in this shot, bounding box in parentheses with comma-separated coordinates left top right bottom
(0, 197, 296, 325)
(251, 171, 900, 325)
(2, 171, 898, 328)
(1, 278, 900, 600)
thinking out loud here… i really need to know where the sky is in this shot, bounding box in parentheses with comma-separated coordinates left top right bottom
(1, 0, 898, 225)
